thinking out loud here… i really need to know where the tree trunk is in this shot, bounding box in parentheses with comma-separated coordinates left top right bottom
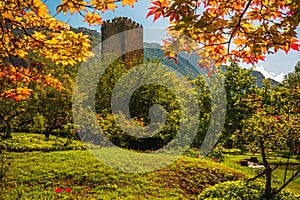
(283, 149, 291, 184)
(265, 166, 272, 199)
(261, 140, 272, 200)
(3, 124, 12, 139)
(44, 127, 55, 140)
(44, 130, 51, 140)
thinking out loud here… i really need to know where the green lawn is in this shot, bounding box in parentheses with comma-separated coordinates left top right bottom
(1, 151, 245, 199)
(1, 134, 299, 199)
(222, 153, 300, 195)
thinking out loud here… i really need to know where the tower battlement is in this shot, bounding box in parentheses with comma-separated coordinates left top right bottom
(102, 17, 143, 29)
(101, 17, 143, 68)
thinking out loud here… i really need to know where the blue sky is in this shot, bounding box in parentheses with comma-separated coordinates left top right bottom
(46, 1, 300, 82)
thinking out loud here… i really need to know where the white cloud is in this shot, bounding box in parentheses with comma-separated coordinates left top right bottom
(254, 65, 286, 82)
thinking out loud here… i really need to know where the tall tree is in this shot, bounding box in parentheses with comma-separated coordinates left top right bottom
(220, 62, 257, 149)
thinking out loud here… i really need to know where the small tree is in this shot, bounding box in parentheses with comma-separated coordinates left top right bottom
(0, 65, 64, 139)
(29, 72, 74, 139)
(0, 94, 33, 139)
(233, 81, 300, 199)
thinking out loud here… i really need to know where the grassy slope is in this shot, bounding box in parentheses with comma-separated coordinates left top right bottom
(2, 151, 244, 200)
(1, 134, 299, 199)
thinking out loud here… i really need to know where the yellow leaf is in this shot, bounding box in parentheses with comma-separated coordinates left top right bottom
(122, 0, 138, 7)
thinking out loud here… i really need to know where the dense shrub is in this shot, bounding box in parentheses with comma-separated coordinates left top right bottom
(1, 133, 86, 152)
(198, 180, 299, 200)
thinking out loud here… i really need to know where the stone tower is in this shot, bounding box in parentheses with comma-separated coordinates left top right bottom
(101, 17, 143, 68)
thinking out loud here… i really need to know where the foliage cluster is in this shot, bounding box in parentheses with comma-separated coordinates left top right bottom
(230, 80, 300, 199)
(198, 180, 299, 200)
(94, 59, 203, 150)
(147, 0, 300, 68)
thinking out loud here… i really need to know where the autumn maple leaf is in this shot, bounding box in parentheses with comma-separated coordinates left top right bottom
(290, 38, 300, 51)
(122, 0, 138, 7)
(107, 3, 117, 11)
(146, 0, 169, 21)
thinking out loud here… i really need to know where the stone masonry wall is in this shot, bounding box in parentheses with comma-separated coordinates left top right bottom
(101, 17, 143, 68)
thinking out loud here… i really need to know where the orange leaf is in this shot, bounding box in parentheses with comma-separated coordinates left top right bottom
(290, 38, 299, 51)
(107, 3, 118, 11)
(283, 45, 289, 54)
(152, 1, 162, 6)
(153, 12, 161, 22)
(159, 0, 168, 7)
(146, 7, 157, 18)
(258, 55, 265, 61)
(21, 87, 33, 96)
(291, 43, 299, 51)
(233, 38, 245, 47)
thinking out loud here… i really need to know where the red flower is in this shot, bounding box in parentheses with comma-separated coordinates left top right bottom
(65, 188, 72, 193)
(275, 115, 281, 120)
(196, 153, 199, 158)
(55, 188, 62, 193)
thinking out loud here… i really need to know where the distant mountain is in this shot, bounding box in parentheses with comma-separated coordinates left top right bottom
(250, 71, 280, 87)
(144, 45, 202, 80)
(143, 42, 280, 87)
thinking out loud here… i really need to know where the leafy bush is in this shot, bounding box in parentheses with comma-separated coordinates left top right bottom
(198, 181, 299, 200)
(1, 133, 86, 152)
(97, 112, 167, 150)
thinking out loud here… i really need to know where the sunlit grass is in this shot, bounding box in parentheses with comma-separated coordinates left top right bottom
(1, 134, 299, 199)
(2, 150, 245, 199)
(222, 153, 300, 195)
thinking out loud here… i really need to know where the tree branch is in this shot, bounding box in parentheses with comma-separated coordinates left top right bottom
(227, 0, 253, 54)
(272, 168, 300, 196)
(246, 164, 279, 182)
